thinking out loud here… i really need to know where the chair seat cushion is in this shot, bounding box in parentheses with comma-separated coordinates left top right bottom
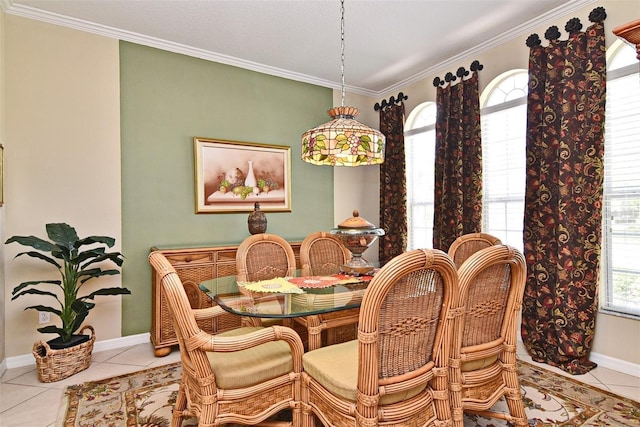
(303, 339, 426, 405)
(460, 355, 498, 372)
(207, 326, 293, 389)
(303, 340, 359, 400)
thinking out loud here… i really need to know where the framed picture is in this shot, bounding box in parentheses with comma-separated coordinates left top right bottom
(194, 137, 291, 213)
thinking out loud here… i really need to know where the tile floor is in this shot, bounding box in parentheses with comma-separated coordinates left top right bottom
(0, 341, 638, 427)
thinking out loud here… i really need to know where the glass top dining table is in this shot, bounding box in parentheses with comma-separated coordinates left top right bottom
(199, 272, 373, 319)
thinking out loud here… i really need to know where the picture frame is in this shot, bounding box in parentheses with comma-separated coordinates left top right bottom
(194, 137, 291, 213)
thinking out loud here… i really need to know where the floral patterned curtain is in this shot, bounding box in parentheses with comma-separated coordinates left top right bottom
(379, 102, 407, 265)
(521, 7, 607, 375)
(432, 64, 483, 251)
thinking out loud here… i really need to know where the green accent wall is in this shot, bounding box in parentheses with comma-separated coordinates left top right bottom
(119, 42, 334, 335)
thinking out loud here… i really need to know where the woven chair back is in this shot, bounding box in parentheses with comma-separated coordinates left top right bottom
(456, 244, 525, 349)
(448, 232, 502, 268)
(357, 249, 458, 388)
(236, 233, 297, 282)
(449, 244, 528, 426)
(300, 231, 350, 276)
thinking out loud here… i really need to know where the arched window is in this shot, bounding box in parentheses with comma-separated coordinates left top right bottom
(480, 70, 528, 251)
(404, 102, 436, 249)
(602, 40, 640, 317)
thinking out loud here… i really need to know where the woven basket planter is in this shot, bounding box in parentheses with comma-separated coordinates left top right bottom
(32, 325, 95, 383)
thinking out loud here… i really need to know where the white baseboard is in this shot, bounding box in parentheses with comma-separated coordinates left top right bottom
(591, 350, 640, 378)
(516, 338, 639, 378)
(1, 332, 151, 370)
(92, 332, 151, 354)
(1, 333, 638, 379)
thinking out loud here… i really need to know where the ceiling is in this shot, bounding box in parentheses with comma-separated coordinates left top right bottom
(2, 0, 595, 96)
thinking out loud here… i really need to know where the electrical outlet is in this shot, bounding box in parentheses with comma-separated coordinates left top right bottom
(38, 311, 51, 324)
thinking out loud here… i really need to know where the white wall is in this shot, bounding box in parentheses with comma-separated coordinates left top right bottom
(332, 91, 381, 266)
(0, 8, 6, 367)
(3, 16, 123, 357)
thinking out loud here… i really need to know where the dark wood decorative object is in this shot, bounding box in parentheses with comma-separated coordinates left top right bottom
(248, 202, 267, 234)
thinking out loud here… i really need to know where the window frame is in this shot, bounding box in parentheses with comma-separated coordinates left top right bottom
(404, 102, 437, 250)
(479, 70, 528, 253)
(600, 40, 640, 319)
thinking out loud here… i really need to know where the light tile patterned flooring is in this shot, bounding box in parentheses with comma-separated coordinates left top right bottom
(0, 341, 638, 427)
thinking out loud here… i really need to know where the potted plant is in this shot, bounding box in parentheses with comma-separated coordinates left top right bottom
(5, 222, 131, 381)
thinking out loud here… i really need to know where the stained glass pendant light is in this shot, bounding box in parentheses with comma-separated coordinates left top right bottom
(301, 0, 386, 166)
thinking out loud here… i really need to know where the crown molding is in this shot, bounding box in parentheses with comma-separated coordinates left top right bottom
(2, 0, 597, 99)
(1, 0, 357, 93)
(378, 0, 598, 97)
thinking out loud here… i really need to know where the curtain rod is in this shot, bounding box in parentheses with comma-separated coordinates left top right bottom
(433, 60, 483, 87)
(525, 7, 606, 48)
(374, 92, 408, 111)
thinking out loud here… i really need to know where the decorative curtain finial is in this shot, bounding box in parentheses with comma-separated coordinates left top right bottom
(445, 72, 456, 83)
(565, 18, 583, 34)
(589, 7, 607, 23)
(470, 60, 484, 72)
(526, 34, 542, 47)
(374, 92, 408, 112)
(526, 8, 607, 49)
(545, 26, 561, 41)
(456, 67, 469, 79)
(434, 61, 483, 88)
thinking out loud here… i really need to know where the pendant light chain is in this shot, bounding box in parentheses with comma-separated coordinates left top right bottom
(300, 0, 386, 166)
(340, 0, 346, 108)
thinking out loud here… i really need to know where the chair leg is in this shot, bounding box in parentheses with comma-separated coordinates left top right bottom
(171, 379, 188, 427)
(301, 376, 317, 427)
(503, 373, 527, 426)
(302, 411, 319, 427)
(449, 360, 464, 427)
(502, 350, 528, 426)
(291, 401, 302, 427)
(305, 315, 323, 351)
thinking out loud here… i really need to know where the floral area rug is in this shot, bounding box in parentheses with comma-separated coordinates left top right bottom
(57, 360, 640, 426)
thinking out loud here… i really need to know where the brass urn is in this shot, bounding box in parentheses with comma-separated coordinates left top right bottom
(330, 210, 385, 275)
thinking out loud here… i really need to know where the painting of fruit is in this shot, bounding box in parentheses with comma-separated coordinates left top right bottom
(194, 138, 291, 213)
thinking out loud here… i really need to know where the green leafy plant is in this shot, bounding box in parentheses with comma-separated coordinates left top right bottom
(5, 223, 131, 343)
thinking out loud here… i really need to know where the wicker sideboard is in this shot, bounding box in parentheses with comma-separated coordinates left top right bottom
(150, 242, 302, 356)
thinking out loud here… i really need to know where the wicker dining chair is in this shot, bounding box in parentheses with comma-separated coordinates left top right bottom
(447, 232, 502, 269)
(149, 251, 304, 427)
(300, 231, 351, 277)
(448, 244, 528, 427)
(236, 233, 297, 282)
(236, 233, 298, 326)
(301, 249, 458, 427)
(294, 231, 358, 350)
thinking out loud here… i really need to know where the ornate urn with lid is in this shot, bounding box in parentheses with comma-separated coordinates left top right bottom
(330, 209, 385, 275)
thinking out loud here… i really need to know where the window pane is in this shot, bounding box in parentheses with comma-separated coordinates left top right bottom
(603, 57, 640, 316)
(481, 73, 527, 252)
(405, 102, 436, 250)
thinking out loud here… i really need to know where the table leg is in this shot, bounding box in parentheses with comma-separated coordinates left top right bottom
(305, 315, 324, 351)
